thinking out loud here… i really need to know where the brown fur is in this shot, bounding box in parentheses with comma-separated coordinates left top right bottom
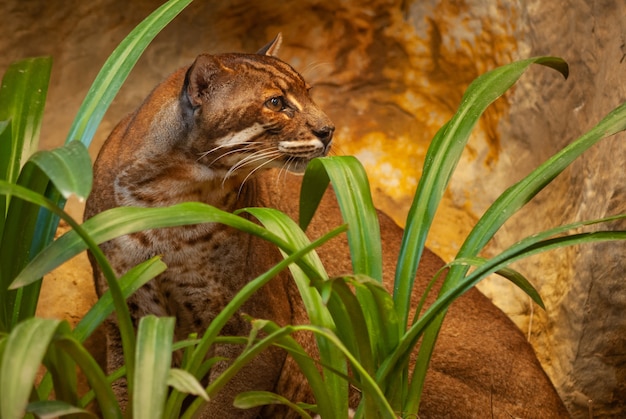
(85, 37, 569, 418)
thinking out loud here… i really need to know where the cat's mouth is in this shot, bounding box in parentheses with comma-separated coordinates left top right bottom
(278, 139, 328, 157)
(278, 138, 331, 173)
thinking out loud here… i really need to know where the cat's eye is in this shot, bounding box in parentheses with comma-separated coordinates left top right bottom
(265, 96, 285, 112)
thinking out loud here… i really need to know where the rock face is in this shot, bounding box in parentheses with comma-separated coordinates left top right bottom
(2, 0, 625, 417)
(489, 2, 626, 416)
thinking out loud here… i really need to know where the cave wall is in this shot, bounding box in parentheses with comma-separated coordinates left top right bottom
(2, 0, 625, 417)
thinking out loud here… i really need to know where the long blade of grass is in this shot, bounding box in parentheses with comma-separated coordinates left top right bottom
(73, 257, 166, 342)
(0, 178, 141, 394)
(234, 391, 314, 419)
(53, 335, 123, 419)
(240, 321, 329, 417)
(386, 214, 626, 415)
(165, 224, 346, 418)
(0, 56, 51, 184)
(0, 318, 61, 419)
(8, 0, 192, 354)
(279, 323, 397, 419)
(244, 207, 349, 415)
(301, 156, 382, 281)
(454, 100, 626, 266)
(42, 321, 79, 407)
(13, 203, 300, 288)
(133, 316, 175, 419)
(406, 230, 626, 362)
(26, 400, 95, 419)
(1, 141, 92, 329)
(300, 157, 400, 376)
(0, 57, 51, 331)
(408, 97, 626, 414)
(25, 0, 194, 340)
(0, 181, 294, 405)
(0, 164, 50, 330)
(323, 276, 380, 414)
(185, 322, 339, 419)
(200, 326, 297, 401)
(0, 119, 11, 224)
(65, 0, 192, 147)
(446, 256, 544, 309)
(395, 57, 568, 326)
(396, 57, 568, 413)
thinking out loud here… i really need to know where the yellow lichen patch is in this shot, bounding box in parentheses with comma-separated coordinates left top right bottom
(324, 0, 520, 261)
(340, 130, 421, 201)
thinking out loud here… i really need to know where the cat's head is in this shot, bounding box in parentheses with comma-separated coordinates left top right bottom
(182, 34, 334, 177)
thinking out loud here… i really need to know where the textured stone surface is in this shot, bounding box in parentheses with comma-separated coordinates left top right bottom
(486, 1, 626, 416)
(2, 0, 625, 417)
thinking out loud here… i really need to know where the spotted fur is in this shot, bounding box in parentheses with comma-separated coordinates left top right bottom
(85, 35, 569, 418)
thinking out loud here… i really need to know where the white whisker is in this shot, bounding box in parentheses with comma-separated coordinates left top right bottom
(237, 154, 283, 197)
(198, 141, 265, 167)
(301, 61, 333, 80)
(280, 157, 294, 184)
(229, 149, 279, 173)
(222, 148, 282, 186)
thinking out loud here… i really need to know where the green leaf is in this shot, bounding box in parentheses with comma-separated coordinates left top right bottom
(243, 207, 329, 310)
(393, 57, 569, 414)
(395, 57, 568, 326)
(334, 274, 400, 358)
(133, 316, 175, 419)
(244, 207, 350, 415)
(298, 157, 401, 414)
(13, 203, 283, 288)
(387, 215, 626, 415)
(269, 322, 397, 419)
(322, 277, 379, 414)
(406, 229, 626, 359)
(447, 256, 545, 309)
(42, 321, 79, 407)
(244, 322, 328, 413)
(0, 164, 53, 330)
(26, 400, 95, 418)
(0, 56, 52, 182)
(0, 56, 52, 330)
(28, 141, 93, 201)
(53, 335, 122, 419)
(65, 0, 192, 147)
(406, 95, 626, 414)
(301, 156, 383, 281)
(455, 100, 626, 269)
(0, 119, 12, 224)
(0, 318, 61, 419)
(167, 369, 210, 401)
(234, 391, 313, 418)
(165, 223, 346, 419)
(73, 257, 166, 342)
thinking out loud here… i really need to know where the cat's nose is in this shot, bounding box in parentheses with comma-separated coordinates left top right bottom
(314, 125, 334, 146)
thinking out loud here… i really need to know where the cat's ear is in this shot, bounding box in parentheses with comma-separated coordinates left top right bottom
(183, 54, 232, 108)
(257, 33, 283, 57)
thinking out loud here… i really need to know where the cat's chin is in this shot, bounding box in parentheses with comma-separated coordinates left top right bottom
(273, 156, 316, 174)
(287, 162, 309, 174)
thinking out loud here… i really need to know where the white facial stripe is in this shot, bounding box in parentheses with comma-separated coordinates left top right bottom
(215, 123, 265, 147)
(286, 94, 303, 112)
(278, 139, 324, 155)
(279, 139, 322, 148)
